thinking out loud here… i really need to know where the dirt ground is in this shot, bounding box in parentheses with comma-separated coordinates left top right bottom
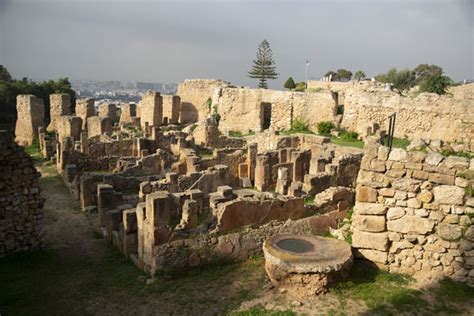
(1, 162, 473, 316)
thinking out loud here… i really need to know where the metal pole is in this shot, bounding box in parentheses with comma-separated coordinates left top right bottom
(305, 60, 309, 90)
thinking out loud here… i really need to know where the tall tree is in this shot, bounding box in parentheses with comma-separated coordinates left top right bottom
(353, 70, 366, 81)
(248, 40, 278, 89)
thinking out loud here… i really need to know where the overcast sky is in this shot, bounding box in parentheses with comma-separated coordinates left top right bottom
(1, 0, 472, 88)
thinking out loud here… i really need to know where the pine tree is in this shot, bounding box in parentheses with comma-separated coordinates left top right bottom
(248, 40, 278, 89)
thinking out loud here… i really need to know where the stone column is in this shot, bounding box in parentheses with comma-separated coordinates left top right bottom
(99, 103, 117, 120)
(255, 154, 271, 191)
(76, 98, 95, 129)
(248, 143, 258, 182)
(15, 95, 45, 146)
(275, 167, 290, 195)
(140, 91, 163, 130)
(48, 94, 71, 132)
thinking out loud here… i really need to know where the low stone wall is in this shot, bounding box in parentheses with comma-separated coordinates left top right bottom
(351, 138, 473, 284)
(0, 131, 44, 255)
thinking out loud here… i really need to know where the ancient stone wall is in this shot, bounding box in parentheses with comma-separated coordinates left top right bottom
(213, 87, 337, 133)
(177, 79, 230, 123)
(48, 94, 71, 132)
(342, 84, 474, 144)
(351, 139, 474, 284)
(119, 103, 137, 124)
(0, 131, 44, 255)
(15, 95, 45, 146)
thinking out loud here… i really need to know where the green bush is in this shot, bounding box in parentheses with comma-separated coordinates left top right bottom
(292, 82, 306, 92)
(283, 77, 296, 90)
(317, 121, 335, 136)
(340, 130, 358, 140)
(291, 118, 310, 133)
(419, 74, 452, 95)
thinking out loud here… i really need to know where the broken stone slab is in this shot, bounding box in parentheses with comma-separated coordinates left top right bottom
(352, 229, 389, 251)
(433, 185, 465, 205)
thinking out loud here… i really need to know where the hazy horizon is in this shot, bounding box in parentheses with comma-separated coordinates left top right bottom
(1, 0, 472, 89)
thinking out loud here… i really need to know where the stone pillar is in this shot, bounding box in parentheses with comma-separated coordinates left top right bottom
(48, 94, 71, 132)
(98, 103, 117, 120)
(97, 184, 116, 227)
(57, 116, 82, 141)
(275, 167, 290, 195)
(119, 103, 137, 124)
(76, 98, 95, 129)
(140, 91, 163, 130)
(162, 95, 180, 124)
(248, 143, 258, 182)
(179, 199, 198, 229)
(87, 116, 113, 137)
(186, 155, 201, 174)
(255, 154, 271, 191)
(80, 131, 89, 154)
(15, 95, 45, 146)
(291, 150, 311, 182)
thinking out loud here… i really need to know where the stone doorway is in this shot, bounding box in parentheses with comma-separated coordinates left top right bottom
(260, 102, 272, 130)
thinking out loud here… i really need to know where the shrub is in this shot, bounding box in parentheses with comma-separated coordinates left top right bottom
(283, 77, 296, 90)
(340, 131, 359, 140)
(293, 82, 306, 92)
(419, 74, 453, 95)
(291, 118, 310, 133)
(317, 121, 335, 136)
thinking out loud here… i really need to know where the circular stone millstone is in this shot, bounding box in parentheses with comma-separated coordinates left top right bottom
(263, 234, 353, 295)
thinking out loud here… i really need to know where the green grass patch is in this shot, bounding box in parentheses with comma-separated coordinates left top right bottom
(441, 149, 474, 159)
(384, 137, 410, 149)
(231, 305, 296, 316)
(330, 136, 364, 149)
(24, 140, 43, 162)
(332, 262, 428, 314)
(303, 196, 314, 205)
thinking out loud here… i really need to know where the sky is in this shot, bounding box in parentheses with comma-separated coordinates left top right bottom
(0, 0, 473, 89)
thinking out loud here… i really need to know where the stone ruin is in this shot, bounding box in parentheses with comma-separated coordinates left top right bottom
(0, 130, 44, 255)
(9, 78, 474, 287)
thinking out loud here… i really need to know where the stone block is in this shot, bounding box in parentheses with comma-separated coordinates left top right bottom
(354, 203, 388, 215)
(437, 223, 462, 241)
(433, 185, 465, 205)
(387, 207, 405, 220)
(391, 178, 421, 192)
(388, 148, 408, 161)
(379, 188, 395, 197)
(356, 186, 377, 203)
(352, 229, 389, 251)
(428, 173, 455, 185)
(425, 151, 444, 166)
(387, 215, 435, 235)
(15, 95, 45, 146)
(353, 215, 386, 232)
(354, 249, 388, 264)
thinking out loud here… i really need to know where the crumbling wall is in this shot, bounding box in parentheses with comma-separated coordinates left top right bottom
(213, 87, 337, 133)
(0, 131, 44, 255)
(341, 84, 474, 144)
(15, 95, 45, 146)
(76, 98, 95, 129)
(177, 79, 230, 123)
(351, 139, 474, 284)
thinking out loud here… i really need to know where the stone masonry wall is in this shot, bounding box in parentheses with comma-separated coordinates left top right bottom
(213, 87, 337, 133)
(351, 138, 474, 284)
(177, 79, 230, 123)
(48, 94, 72, 132)
(0, 131, 44, 256)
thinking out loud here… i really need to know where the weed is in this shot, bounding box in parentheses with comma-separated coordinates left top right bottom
(316, 121, 336, 136)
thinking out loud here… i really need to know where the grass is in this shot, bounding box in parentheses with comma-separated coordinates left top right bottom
(441, 149, 474, 159)
(384, 137, 410, 149)
(280, 118, 314, 135)
(332, 262, 428, 315)
(24, 140, 43, 162)
(231, 305, 296, 316)
(0, 245, 146, 315)
(330, 135, 364, 149)
(303, 196, 314, 205)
